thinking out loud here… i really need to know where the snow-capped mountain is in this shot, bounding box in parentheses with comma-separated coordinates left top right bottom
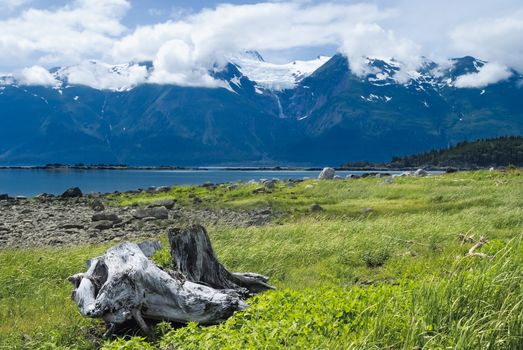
(0, 52, 330, 93)
(0, 53, 521, 165)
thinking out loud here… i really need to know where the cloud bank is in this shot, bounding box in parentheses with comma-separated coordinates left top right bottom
(18, 65, 59, 86)
(0, 0, 521, 89)
(450, 9, 523, 73)
(454, 62, 513, 88)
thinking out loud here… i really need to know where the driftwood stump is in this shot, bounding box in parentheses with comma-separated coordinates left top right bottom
(68, 226, 274, 337)
(169, 225, 275, 297)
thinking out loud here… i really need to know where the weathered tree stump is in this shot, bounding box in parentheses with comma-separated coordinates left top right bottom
(68, 226, 274, 337)
(168, 225, 275, 297)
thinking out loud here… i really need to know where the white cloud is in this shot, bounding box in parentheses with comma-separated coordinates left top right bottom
(112, 2, 421, 87)
(454, 62, 513, 88)
(450, 9, 523, 72)
(147, 39, 224, 87)
(0, 0, 130, 70)
(0, 0, 29, 11)
(338, 23, 421, 80)
(17, 65, 58, 86)
(1, 1, 521, 89)
(56, 60, 149, 91)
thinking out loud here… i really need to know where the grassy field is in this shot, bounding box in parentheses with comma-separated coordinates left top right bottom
(0, 170, 522, 349)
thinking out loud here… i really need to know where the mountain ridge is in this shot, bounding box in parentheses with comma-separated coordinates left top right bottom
(0, 53, 522, 166)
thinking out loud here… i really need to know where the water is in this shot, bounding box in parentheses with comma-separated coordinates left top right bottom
(0, 169, 407, 197)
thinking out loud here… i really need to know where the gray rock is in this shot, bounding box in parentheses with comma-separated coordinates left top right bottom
(252, 187, 267, 194)
(155, 186, 171, 193)
(333, 175, 343, 180)
(310, 203, 323, 212)
(132, 207, 169, 220)
(92, 212, 122, 223)
(147, 198, 175, 210)
(35, 193, 54, 199)
(61, 187, 83, 198)
(61, 223, 85, 229)
(91, 220, 114, 230)
(90, 199, 105, 212)
(414, 169, 428, 177)
(318, 167, 335, 180)
(263, 179, 277, 189)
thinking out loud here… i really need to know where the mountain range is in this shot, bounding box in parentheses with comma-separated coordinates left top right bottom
(0, 52, 522, 166)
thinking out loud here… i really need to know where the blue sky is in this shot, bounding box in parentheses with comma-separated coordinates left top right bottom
(0, 0, 522, 87)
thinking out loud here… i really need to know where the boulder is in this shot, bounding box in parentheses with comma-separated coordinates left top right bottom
(61, 187, 83, 198)
(132, 207, 169, 220)
(262, 179, 277, 189)
(147, 199, 175, 210)
(61, 223, 85, 230)
(90, 199, 105, 212)
(310, 203, 323, 212)
(35, 193, 55, 199)
(92, 212, 122, 223)
(91, 220, 114, 230)
(318, 167, 335, 180)
(252, 187, 268, 194)
(155, 186, 171, 193)
(414, 169, 428, 177)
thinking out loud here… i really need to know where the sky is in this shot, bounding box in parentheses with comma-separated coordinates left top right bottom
(0, 0, 522, 88)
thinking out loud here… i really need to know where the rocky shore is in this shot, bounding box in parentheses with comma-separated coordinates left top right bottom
(0, 190, 273, 248)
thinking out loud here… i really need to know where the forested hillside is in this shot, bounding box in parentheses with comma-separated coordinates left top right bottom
(388, 136, 523, 168)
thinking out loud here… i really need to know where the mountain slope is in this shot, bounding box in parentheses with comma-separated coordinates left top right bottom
(0, 54, 522, 165)
(277, 55, 523, 163)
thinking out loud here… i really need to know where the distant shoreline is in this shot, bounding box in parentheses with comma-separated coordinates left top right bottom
(0, 164, 463, 172)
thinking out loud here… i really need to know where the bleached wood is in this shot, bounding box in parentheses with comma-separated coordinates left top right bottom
(68, 242, 247, 336)
(168, 225, 275, 296)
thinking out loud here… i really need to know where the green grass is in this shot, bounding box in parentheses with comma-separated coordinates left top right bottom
(1, 170, 522, 349)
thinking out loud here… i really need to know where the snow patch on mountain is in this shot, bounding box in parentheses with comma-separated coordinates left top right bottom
(232, 55, 331, 90)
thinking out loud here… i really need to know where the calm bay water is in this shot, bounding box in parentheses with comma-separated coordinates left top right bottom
(0, 169, 406, 197)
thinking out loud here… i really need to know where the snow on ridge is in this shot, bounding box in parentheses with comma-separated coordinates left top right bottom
(232, 55, 331, 90)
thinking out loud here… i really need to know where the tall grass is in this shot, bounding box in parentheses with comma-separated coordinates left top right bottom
(114, 238, 522, 349)
(1, 170, 521, 349)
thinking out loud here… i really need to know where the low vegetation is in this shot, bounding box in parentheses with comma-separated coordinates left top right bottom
(1, 170, 522, 349)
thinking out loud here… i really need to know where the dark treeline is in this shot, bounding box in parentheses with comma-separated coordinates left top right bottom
(390, 136, 523, 168)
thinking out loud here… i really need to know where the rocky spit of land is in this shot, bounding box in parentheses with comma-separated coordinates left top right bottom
(0, 167, 440, 249)
(0, 191, 273, 248)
